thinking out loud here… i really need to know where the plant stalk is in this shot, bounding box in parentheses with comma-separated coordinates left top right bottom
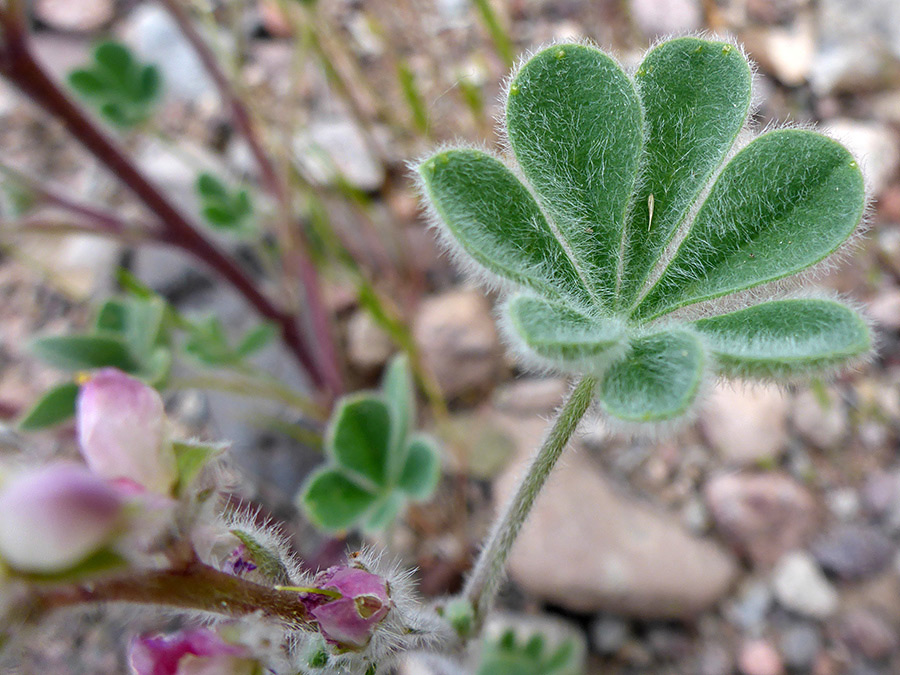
(20, 560, 314, 627)
(461, 375, 596, 628)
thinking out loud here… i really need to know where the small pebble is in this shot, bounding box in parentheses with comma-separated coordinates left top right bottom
(739, 639, 785, 675)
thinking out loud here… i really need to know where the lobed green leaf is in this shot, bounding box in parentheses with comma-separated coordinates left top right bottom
(328, 395, 393, 489)
(506, 43, 643, 310)
(635, 130, 866, 320)
(300, 467, 378, 532)
(18, 381, 79, 431)
(506, 295, 623, 363)
(418, 149, 592, 308)
(397, 436, 441, 500)
(693, 298, 871, 379)
(619, 38, 752, 307)
(599, 330, 706, 422)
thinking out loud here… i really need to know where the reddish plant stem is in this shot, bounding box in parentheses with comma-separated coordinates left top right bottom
(0, 12, 338, 396)
(23, 560, 314, 627)
(158, 0, 343, 396)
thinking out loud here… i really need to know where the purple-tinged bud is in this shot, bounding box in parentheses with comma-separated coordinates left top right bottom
(0, 463, 123, 573)
(301, 566, 392, 650)
(129, 628, 257, 675)
(77, 368, 177, 494)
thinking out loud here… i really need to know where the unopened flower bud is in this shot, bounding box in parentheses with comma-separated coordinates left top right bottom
(77, 368, 177, 494)
(300, 566, 392, 650)
(129, 628, 257, 675)
(0, 463, 123, 573)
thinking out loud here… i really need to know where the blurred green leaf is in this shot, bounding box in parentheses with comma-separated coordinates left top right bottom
(30, 334, 140, 372)
(17, 381, 79, 431)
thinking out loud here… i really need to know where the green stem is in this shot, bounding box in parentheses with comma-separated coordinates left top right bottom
(168, 373, 326, 421)
(461, 375, 596, 628)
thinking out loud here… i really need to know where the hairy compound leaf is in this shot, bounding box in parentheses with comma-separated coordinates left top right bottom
(397, 436, 441, 500)
(418, 149, 592, 308)
(18, 381, 79, 431)
(507, 43, 643, 310)
(506, 295, 623, 363)
(693, 298, 870, 379)
(300, 467, 378, 532)
(619, 38, 752, 307)
(328, 396, 393, 489)
(635, 130, 865, 320)
(600, 330, 705, 423)
(30, 334, 140, 372)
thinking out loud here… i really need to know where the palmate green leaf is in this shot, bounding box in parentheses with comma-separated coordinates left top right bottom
(693, 298, 870, 379)
(599, 330, 705, 423)
(18, 381, 79, 431)
(300, 467, 379, 532)
(618, 37, 752, 307)
(418, 149, 592, 308)
(506, 295, 623, 363)
(328, 395, 393, 488)
(30, 334, 140, 372)
(398, 436, 441, 500)
(634, 130, 865, 321)
(362, 493, 405, 533)
(506, 43, 643, 310)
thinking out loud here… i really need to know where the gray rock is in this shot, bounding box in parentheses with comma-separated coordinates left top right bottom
(811, 525, 894, 581)
(772, 552, 839, 619)
(628, 0, 702, 38)
(346, 309, 393, 372)
(826, 487, 861, 522)
(811, 0, 900, 95)
(823, 120, 900, 197)
(697, 643, 734, 675)
(496, 434, 738, 619)
(700, 383, 789, 466)
(738, 639, 784, 675)
(838, 609, 899, 661)
(413, 289, 501, 400)
(294, 119, 385, 193)
(868, 286, 900, 331)
(590, 614, 630, 655)
(862, 470, 900, 519)
(705, 472, 818, 567)
(124, 5, 217, 102)
(779, 622, 822, 671)
(791, 388, 849, 450)
(35, 0, 114, 32)
(493, 378, 568, 416)
(726, 580, 773, 634)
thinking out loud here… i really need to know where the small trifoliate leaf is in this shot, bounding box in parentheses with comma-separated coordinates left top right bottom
(505, 295, 623, 363)
(328, 396, 393, 488)
(300, 467, 379, 532)
(18, 381, 79, 431)
(635, 130, 865, 320)
(693, 298, 871, 379)
(619, 37, 752, 307)
(418, 149, 592, 308)
(599, 330, 706, 423)
(362, 493, 405, 533)
(30, 334, 140, 372)
(397, 436, 441, 500)
(506, 43, 643, 310)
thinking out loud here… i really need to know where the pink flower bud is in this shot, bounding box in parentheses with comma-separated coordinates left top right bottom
(301, 566, 392, 650)
(129, 628, 257, 675)
(0, 463, 123, 573)
(77, 368, 176, 494)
